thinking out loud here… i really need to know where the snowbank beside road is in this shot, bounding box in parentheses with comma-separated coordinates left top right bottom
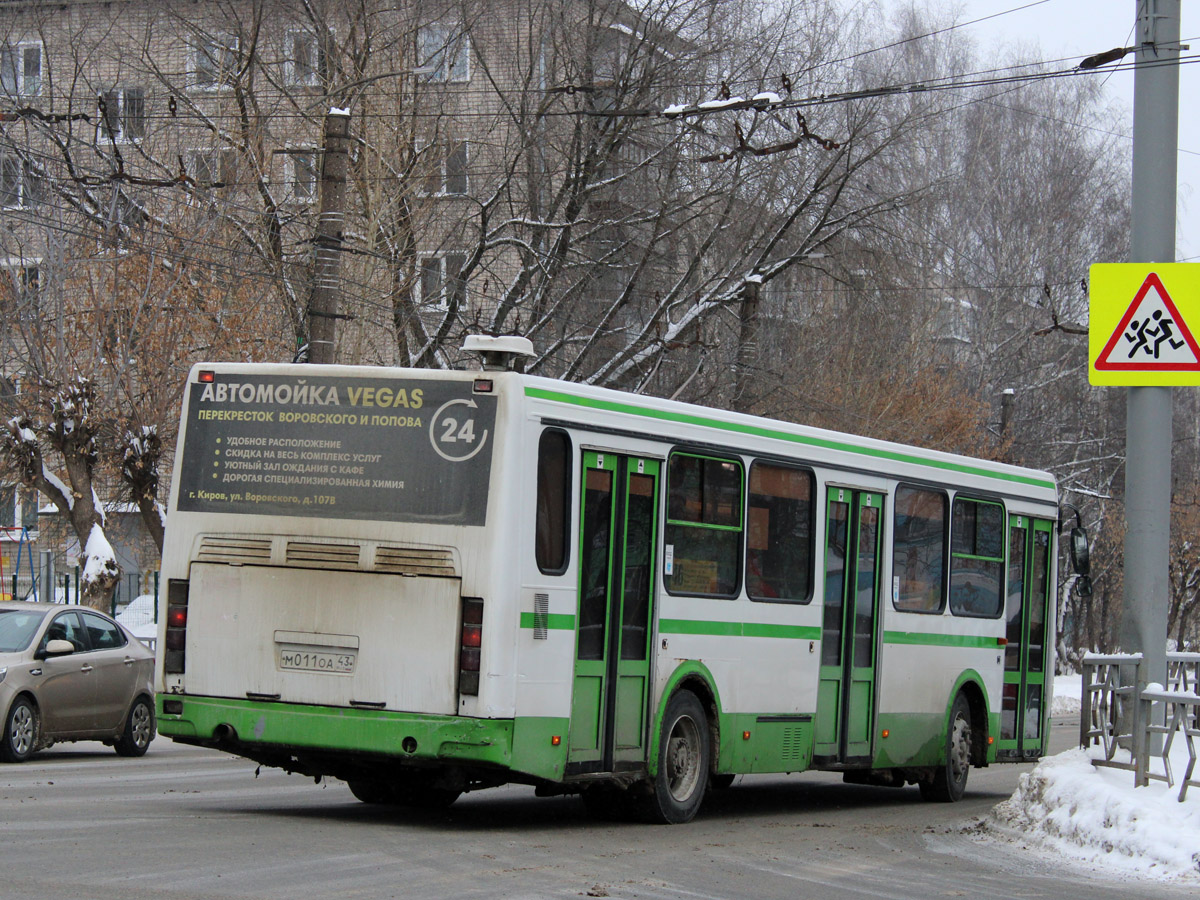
(983, 675, 1199, 881)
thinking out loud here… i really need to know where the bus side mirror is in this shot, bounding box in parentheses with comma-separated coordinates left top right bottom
(1069, 526, 1090, 577)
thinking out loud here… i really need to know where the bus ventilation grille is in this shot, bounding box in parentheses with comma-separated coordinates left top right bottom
(286, 541, 361, 568)
(533, 594, 550, 640)
(374, 546, 457, 577)
(782, 727, 806, 761)
(197, 536, 272, 564)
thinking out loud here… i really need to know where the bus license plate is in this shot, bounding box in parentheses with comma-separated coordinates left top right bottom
(278, 647, 357, 674)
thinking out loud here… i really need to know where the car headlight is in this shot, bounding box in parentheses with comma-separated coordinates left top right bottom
(0, 667, 7, 684)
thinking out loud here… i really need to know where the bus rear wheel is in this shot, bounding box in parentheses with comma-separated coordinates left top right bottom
(636, 690, 710, 824)
(920, 693, 972, 802)
(348, 779, 392, 804)
(391, 774, 461, 809)
(349, 773, 461, 809)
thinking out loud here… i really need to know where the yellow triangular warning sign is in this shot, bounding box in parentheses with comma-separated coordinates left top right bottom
(1094, 272, 1200, 371)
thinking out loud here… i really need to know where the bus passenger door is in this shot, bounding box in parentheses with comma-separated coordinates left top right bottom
(997, 516, 1053, 759)
(568, 452, 660, 774)
(815, 488, 883, 766)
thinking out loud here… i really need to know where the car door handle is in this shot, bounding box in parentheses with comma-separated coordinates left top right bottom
(123, 657, 136, 666)
(79, 664, 94, 673)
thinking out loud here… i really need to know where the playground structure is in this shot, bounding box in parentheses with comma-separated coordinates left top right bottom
(0, 525, 37, 601)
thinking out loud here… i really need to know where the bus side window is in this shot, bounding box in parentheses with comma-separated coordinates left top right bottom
(948, 497, 1004, 617)
(535, 429, 571, 575)
(664, 453, 743, 597)
(746, 461, 814, 603)
(892, 486, 947, 613)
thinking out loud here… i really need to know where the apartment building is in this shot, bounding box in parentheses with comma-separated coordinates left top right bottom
(0, 0, 695, 372)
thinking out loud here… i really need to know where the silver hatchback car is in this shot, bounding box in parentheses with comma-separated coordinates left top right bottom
(0, 602, 156, 762)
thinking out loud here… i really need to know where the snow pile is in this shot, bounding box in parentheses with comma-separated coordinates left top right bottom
(116, 593, 156, 628)
(984, 675, 1200, 881)
(115, 594, 158, 641)
(1050, 672, 1082, 717)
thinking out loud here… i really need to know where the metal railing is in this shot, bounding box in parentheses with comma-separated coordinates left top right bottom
(1081, 652, 1200, 802)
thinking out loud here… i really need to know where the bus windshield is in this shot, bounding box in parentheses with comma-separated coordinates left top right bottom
(175, 371, 496, 525)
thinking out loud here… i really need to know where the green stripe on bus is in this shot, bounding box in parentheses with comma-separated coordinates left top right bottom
(524, 386, 1056, 490)
(883, 631, 1003, 649)
(660, 618, 821, 640)
(518, 612, 576, 630)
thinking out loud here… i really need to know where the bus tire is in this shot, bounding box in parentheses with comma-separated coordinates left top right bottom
(1, 696, 38, 763)
(920, 693, 971, 802)
(391, 774, 461, 809)
(639, 690, 710, 824)
(348, 780, 391, 804)
(581, 785, 633, 821)
(348, 776, 461, 809)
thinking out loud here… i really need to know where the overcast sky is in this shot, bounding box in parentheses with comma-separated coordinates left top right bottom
(881, 0, 1197, 258)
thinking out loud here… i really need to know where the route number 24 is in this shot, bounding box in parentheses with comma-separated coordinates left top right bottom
(440, 417, 476, 444)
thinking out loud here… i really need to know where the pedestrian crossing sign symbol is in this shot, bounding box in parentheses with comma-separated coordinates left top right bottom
(1089, 263, 1200, 385)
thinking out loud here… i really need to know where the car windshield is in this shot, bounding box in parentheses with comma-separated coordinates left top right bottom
(0, 609, 47, 653)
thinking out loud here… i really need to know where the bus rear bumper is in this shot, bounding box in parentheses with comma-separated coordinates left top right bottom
(156, 694, 515, 770)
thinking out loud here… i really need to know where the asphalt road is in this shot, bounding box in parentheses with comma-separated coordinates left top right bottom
(0, 719, 1193, 900)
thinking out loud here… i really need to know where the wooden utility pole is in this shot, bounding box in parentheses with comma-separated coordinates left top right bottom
(307, 108, 351, 365)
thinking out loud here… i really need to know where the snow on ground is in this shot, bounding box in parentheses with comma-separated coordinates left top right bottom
(114, 594, 158, 640)
(982, 674, 1200, 882)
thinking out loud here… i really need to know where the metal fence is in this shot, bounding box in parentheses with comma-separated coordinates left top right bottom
(1080, 652, 1200, 802)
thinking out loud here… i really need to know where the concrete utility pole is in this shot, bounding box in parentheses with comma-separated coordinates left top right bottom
(1120, 0, 1180, 689)
(307, 108, 351, 365)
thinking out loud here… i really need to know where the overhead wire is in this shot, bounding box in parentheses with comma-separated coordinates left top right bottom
(0, 2, 1170, 336)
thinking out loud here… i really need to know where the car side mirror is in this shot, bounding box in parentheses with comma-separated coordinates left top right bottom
(1069, 526, 1091, 577)
(36, 639, 76, 660)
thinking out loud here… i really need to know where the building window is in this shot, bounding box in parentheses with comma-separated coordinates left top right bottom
(0, 487, 40, 533)
(0, 155, 43, 209)
(98, 88, 146, 142)
(664, 452, 743, 597)
(286, 149, 317, 201)
(0, 259, 39, 320)
(949, 497, 1005, 618)
(892, 485, 947, 613)
(418, 23, 469, 83)
(193, 34, 239, 90)
(285, 30, 325, 87)
(1, 43, 42, 96)
(1, 259, 39, 298)
(421, 141, 469, 196)
(187, 149, 238, 188)
(418, 252, 466, 309)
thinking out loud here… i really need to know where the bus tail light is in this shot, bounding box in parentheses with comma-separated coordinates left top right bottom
(459, 597, 483, 696)
(165, 579, 189, 674)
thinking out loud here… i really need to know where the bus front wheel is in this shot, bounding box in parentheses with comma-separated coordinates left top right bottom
(638, 690, 710, 824)
(920, 693, 971, 802)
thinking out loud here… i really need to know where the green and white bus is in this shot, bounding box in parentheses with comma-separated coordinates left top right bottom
(157, 337, 1064, 823)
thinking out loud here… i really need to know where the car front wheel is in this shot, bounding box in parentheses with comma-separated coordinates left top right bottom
(1, 696, 38, 763)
